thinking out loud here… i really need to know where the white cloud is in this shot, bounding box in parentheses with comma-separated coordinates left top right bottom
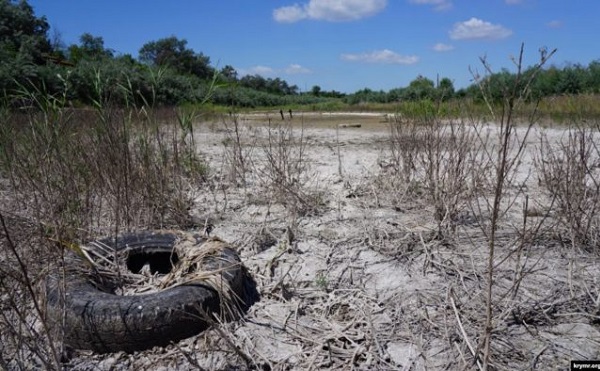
(409, 0, 452, 11)
(433, 43, 454, 52)
(274, 0, 387, 23)
(284, 64, 312, 74)
(240, 64, 311, 77)
(547, 20, 563, 28)
(240, 65, 276, 77)
(273, 5, 307, 23)
(341, 49, 419, 64)
(449, 18, 512, 40)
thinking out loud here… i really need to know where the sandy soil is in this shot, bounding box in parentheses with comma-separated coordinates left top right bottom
(63, 113, 600, 370)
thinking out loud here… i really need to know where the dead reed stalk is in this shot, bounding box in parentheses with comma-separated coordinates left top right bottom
(221, 113, 256, 186)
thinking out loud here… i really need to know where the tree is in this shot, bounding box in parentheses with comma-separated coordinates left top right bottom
(0, 0, 51, 64)
(345, 88, 389, 104)
(530, 66, 557, 98)
(239, 74, 266, 91)
(404, 75, 436, 101)
(482, 69, 515, 103)
(139, 36, 214, 79)
(557, 64, 584, 95)
(266, 77, 282, 94)
(586, 60, 600, 93)
(311, 85, 321, 97)
(68, 33, 113, 63)
(0, 0, 54, 95)
(220, 65, 238, 82)
(437, 77, 455, 100)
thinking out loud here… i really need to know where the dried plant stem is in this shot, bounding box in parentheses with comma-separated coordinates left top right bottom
(476, 43, 556, 370)
(201, 310, 256, 369)
(336, 123, 343, 177)
(450, 289, 483, 371)
(0, 213, 60, 369)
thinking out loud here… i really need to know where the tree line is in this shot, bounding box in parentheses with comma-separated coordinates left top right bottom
(2, 0, 600, 109)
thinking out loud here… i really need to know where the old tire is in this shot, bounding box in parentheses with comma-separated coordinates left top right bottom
(46, 231, 254, 353)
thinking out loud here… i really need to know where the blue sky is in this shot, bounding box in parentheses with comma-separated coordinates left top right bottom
(29, 0, 599, 93)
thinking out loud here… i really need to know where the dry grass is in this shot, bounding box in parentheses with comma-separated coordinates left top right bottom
(385, 113, 487, 234)
(535, 123, 600, 249)
(3, 47, 600, 370)
(78, 233, 243, 322)
(4, 108, 600, 370)
(0, 79, 211, 369)
(0, 213, 63, 370)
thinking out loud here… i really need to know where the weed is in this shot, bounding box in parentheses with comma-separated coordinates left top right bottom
(0, 71, 214, 368)
(314, 272, 328, 291)
(387, 102, 485, 233)
(471, 44, 555, 370)
(257, 117, 321, 217)
(221, 113, 255, 186)
(535, 122, 600, 249)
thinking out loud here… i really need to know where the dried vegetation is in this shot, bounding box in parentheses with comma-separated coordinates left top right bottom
(2, 46, 600, 370)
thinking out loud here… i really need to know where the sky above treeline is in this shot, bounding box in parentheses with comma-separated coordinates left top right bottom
(29, 0, 599, 93)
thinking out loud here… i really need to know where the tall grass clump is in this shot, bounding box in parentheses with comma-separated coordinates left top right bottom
(0, 70, 208, 239)
(386, 101, 485, 234)
(0, 70, 210, 368)
(537, 94, 600, 123)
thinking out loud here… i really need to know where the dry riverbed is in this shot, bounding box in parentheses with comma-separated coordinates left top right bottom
(60, 112, 600, 370)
